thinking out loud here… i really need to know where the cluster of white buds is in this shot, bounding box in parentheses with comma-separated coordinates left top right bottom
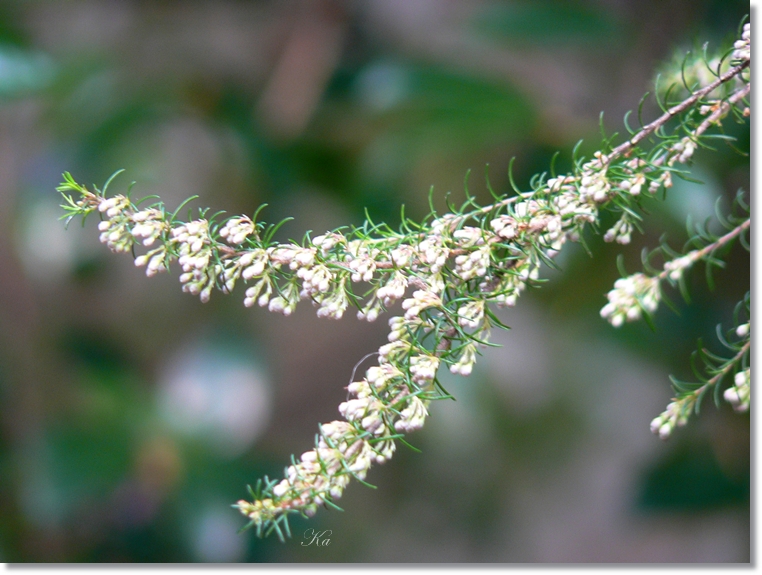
(378, 339, 413, 363)
(129, 208, 171, 277)
(228, 238, 351, 320)
(402, 289, 443, 320)
(357, 299, 383, 323)
(371, 437, 397, 464)
(375, 271, 408, 306)
(180, 265, 220, 303)
(724, 368, 750, 413)
(174, 220, 211, 269)
(409, 354, 440, 385)
(96, 195, 133, 253)
(416, 233, 450, 275)
(98, 219, 132, 253)
(454, 244, 492, 281)
(430, 214, 459, 235)
(481, 260, 538, 308)
(530, 213, 563, 244)
(457, 299, 485, 329)
(243, 276, 273, 308)
(219, 216, 255, 245)
(346, 240, 378, 283)
(452, 225, 494, 281)
(449, 342, 477, 376)
(490, 214, 519, 240)
(578, 152, 611, 203)
(603, 217, 633, 245)
(618, 172, 646, 197)
(134, 248, 168, 277)
(452, 226, 489, 248)
(650, 398, 691, 440)
(267, 282, 299, 316)
(333, 433, 374, 484)
(343, 362, 429, 441)
(270, 245, 316, 271)
(366, 365, 416, 439)
(338, 392, 387, 435)
(379, 311, 439, 434)
(97, 195, 130, 219)
(313, 280, 349, 319)
(387, 315, 420, 343)
(239, 421, 374, 524)
(492, 196, 568, 254)
(548, 176, 598, 228)
(662, 254, 694, 282)
(366, 363, 404, 391)
(356, 261, 409, 323)
(312, 232, 344, 255)
(172, 220, 217, 302)
(239, 249, 270, 281)
(668, 137, 697, 166)
(648, 171, 672, 194)
(258, 244, 346, 316)
(389, 244, 414, 268)
(320, 421, 373, 480)
(394, 394, 428, 433)
(130, 208, 166, 247)
(238, 333, 443, 529)
(600, 273, 660, 327)
(733, 23, 750, 62)
(298, 263, 333, 297)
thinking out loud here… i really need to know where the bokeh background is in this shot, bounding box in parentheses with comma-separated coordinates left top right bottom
(0, 0, 750, 563)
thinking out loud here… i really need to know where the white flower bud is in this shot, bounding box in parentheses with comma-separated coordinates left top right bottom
(724, 387, 740, 405)
(272, 480, 290, 498)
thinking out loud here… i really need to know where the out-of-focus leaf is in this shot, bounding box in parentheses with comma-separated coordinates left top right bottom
(637, 438, 749, 511)
(366, 64, 536, 154)
(473, 1, 621, 46)
(0, 45, 56, 98)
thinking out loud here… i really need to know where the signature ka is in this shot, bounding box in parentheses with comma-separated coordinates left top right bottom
(302, 528, 332, 547)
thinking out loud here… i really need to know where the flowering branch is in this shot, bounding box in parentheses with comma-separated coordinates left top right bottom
(650, 295, 750, 440)
(58, 22, 750, 539)
(601, 211, 750, 328)
(599, 171, 750, 437)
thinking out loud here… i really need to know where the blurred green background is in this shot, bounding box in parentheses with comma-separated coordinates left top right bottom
(0, 0, 749, 563)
